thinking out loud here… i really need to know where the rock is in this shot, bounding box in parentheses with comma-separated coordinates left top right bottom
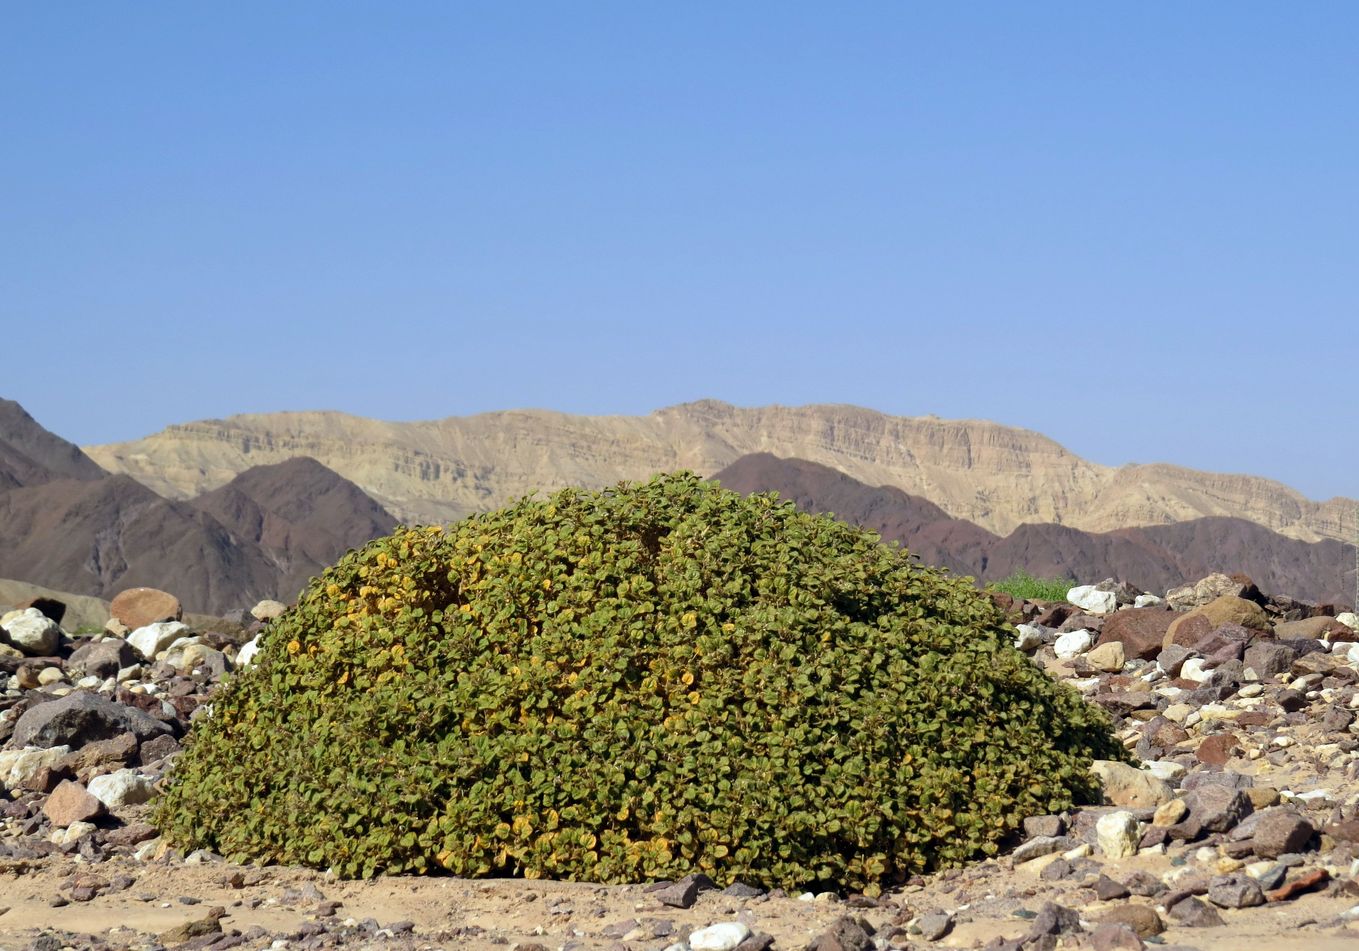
(651, 873, 716, 909)
(1244, 808, 1313, 859)
(235, 635, 263, 669)
(1337, 611, 1359, 631)
(43, 779, 106, 827)
(1182, 784, 1252, 834)
(110, 588, 182, 630)
(87, 769, 157, 809)
(1196, 733, 1240, 767)
(1096, 811, 1140, 859)
(1098, 608, 1176, 661)
(126, 621, 190, 661)
(1068, 586, 1118, 615)
(166, 643, 230, 677)
(1266, 868, 1329, 901)
(1095, 904, 1163, 937)
(1054, 629, 1094, 659)
(138, 733, 181, 764)
(1167, 896, 1225, 927)
(159, 909, 224, 945)
(915, 912, 952, 941)
(1089, 923, 1145, 951)
(0, 608, 61, 656)
(1023, 815, 1066, 839)
(1093, 875, 1131, 901)
(1013, 835, 1073, 863)
(1014, 624, 1045, 651)
(1275, 616, 1349, 640)
(1243, 642, 1297, 680)
(689, 922, 751, 951)
(1152, 799, 1188, 827)
(1085, 641, 1126, 672)
(0, 745, 71, 791)
(1166, 573, 1248, 611)
(9, 692, 174, 750)
(67, 638, 139, 680)
(1090, 760, 1173, 808)
(1165, 597, 1270, 651)
(1028, 902, 1082, 938)
(807, 916, 874, 951)
(250, 599, 288, 621)
(1207, 875, 1264, 909)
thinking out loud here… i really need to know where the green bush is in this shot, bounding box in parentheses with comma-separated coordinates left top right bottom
(987, 570, 1075, 603)
(157, 473, 1123, 893)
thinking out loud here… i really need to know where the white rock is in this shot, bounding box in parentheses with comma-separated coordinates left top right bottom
(689, 923, 751, 951)
(87, 769, 157, 809)
(251, 599, 288, 621)
(1063, 843, 1092, 860)
(236, 634, 263, 668)
(1134, 594, 1164, 608)
(1338, 612, 1359, 631)
(1144, 760, 1187, 783)
(1345, 644, 1359, 666)
(1096, 811, 1140, 859)
(0, 746, 71, 791)
(50, 820, 96, 846)
(1067, 585, 1117, 615)
(127, 621, 190, 661)
(133, 838, 163, 862)
(1180, 658, 1212, 683)
(1238, 684, 1264, 698)
(0, 608, 61, 656)
(1014, 624, 1045, 651)
(1054, 629, 1094, 659)
(37, 666, 64, 686)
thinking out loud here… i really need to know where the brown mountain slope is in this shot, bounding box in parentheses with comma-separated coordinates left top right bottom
(712, 454, 1355, 606)
(0, 474, 280, 613)
(84, 400, 1356, 543)
(190, 456, 397, 600)
(0, 398, 107, 488)
(0, 402, 397, 613)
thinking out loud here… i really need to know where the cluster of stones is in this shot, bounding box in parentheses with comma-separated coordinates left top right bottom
(958, 571, 1359, 949)
(8, 571, 1359, 950)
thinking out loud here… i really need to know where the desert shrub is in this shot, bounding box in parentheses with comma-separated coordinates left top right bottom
(156, 473, 1123, 893)
(987, 570, 1075, 603)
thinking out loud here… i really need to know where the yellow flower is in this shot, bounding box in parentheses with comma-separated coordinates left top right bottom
(287, 639, 301, 654)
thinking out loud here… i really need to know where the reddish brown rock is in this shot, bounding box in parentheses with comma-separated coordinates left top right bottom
(1266, 868, 1330, 902)
(109, 587, 182, 631)
(1097, 608, 1175, 661)
(1165, 596, 1270, 651)
(43, 779, 106, 827)
(1196, 733, 1240, 767)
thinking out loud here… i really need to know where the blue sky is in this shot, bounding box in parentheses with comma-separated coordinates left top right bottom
(3, 4, 1356, 500)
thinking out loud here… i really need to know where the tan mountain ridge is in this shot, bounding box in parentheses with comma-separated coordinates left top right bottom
(85, 399, 1355, 543)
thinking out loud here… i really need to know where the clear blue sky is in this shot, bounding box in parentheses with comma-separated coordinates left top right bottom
(3, 4, 1356, 500)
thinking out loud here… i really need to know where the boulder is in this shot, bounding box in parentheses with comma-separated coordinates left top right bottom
(1275, 616, 1353, 641)
(1166, 573, 1247, 611)
(1090, 760, 1173, 808)
(0, 607, 61, 656)
(67, 638, 139, 680)
(1243, 641, 1297, 680)
(1236, 808, 1314, 859)
(43, 779, 106, 827)
(1054, 629, 1094, 659)
(250, 599, 288, 621)
(110, 587, 182, 631)
(1068, 585, 1118, 615)
(0, 745, 71, 792)
(1085, 641, 1126, 673)
(87, 768, 157, 810)
(1096, 811, 1140, 859)
(1097, 608, 1175, 661)
(9, 691, 173, 750)
(1164, 596, 1269, 651)
(126, 621, 190, 661)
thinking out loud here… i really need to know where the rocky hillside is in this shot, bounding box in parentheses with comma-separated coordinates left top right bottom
(713, 454, 1357, 607)
(0, 403, 395, 614)
(85, 400, 1356, 542)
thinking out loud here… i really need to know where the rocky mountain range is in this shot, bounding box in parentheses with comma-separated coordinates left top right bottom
(3, 396, 1357, 613)
(712, 454, 1356, 607)
(85, 400, 1356, 543)
(0, 400, 395, 615)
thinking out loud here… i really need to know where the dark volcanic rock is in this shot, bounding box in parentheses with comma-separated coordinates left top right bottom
(9, 692, 173, 750)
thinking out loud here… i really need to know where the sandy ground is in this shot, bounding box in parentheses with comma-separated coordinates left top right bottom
(3, 848, 1359, 951)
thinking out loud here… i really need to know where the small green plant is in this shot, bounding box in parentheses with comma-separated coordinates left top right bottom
(987, 570, 1074, 603)
(157, 473, 1124, 893)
